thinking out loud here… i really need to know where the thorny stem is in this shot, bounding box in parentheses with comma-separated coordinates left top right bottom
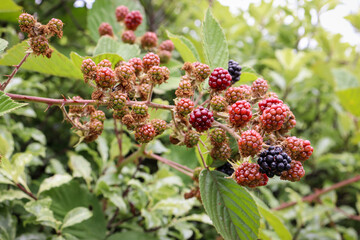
(6, 93, 174, 110)
(16, 183, 37, 200)
(213, 120, 241, 140)
(1, 52, 31, 91)
(274, 175, 360, 211)
(114, 119, 123, 165)
(197, 143, 207, 169)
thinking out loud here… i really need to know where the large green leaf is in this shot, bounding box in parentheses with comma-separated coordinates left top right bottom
(202, 9, 229, 69)
(0, 189, 31, 202)
(61, 207, 93, 230)
(93, 36, 140, 61)
(0, 208, 17, 240)
(336, 87, 360, 116)
(70, 52, 123, 73)
(167, 31, 199, 63)
(0, 0, 22, 23)
(38, 174, 73, 196)
(87, 0, 146, 41)
(68, 155, 92, 187)
(332, 68, 359, 91)
(0, 41, 82, 79)
(107, 231, 157, 240)
(199, 169, 260, 240)
(252, 195, 292, 240)
(0, 92, 27, 117)
(0, 39, 8, 54)
(41, 181, 107, 240)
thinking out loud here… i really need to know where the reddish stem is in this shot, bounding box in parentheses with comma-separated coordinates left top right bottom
(16, 183, 37, 200)
(114, 119, 123, 166)
(274, 175, 360, 211)
(1, 52, 31, 91)
(145, 152, 194, 176)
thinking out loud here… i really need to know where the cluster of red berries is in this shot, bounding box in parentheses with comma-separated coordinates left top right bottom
(97, 5, 175, 64)
(18, 13, 63, 58)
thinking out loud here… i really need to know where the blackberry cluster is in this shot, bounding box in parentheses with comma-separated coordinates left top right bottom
(208, 67, 232, 91)
(98, 22, 114, 37)
(258, 146, 291, 178)
(228, 60, 242, 83)
(234, 162, 268, 188)
(189, 106, 214, 132)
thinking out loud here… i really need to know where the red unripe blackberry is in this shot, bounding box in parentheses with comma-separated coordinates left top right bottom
(176, 98, 194, 116)
(151, 119, 167, 136)
(189, 106, 214, 132)
(141, 32, 158, 49)
(258, 97, 283, 113)
(193, 63, 211, 82)
(95, 67, 116, 89)
(210, 95, 227, 112)
(234, 162, 268, 188)
(229, 100, 252, 128)
(184, 130, 200, 148)
(115, 65, 135, 83)
(109, 91, 127, 110)
(238, 130, 263, 157)
(225, 87, 251, 104)
(142, 52, 160, 72)
(124, 11, 143, 30)
(18, 13, 35, 27)
(148, 66, 170, 85)
(251, 78, 268, 97)
(280, 160, 305, 182)
(210, 143, 231, 161)
(91, 110, 106, 122)
(260, 104, 287, 132)
(209, 128, 227, 145)
(47, 18, 63, 38)
(115, 5, 129, 22)
(285, 137, 313, 162)
(121, 30, 136, 44)
(175, 79, 193, 98)
(97, 59, 112, 69)
(29, 35, 50, 56)
(266, 92, 279, 99)
(208, 67, 232, 91)
(159, 40, 175, 52)
(89, 119, 104, 134)
(98, 22, 114, 37)
(113, 107, 130, 120)
(159, 50, 172, 64)
(128, 58, 143, 74)
(139, 83, 151, 100)
(278, 105, 296, 133)
(135, 124, 155, 143)
(69, 96, 84, 114)
(81, 58, 97, 76)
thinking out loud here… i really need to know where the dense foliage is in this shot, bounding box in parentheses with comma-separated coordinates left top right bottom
(0, 0, 360, 239)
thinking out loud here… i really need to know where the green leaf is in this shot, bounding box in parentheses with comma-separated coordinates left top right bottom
(0, 208, 17, 240)
(0, 91, 27, 117)
(24, 198, 62, 230)
(96, 136, 108, 166)
(41, 181, 107, 240)
(107, 231, 157, 240)
(0, 189, 31, 202)
(332, 68, 359, 91)
(110, 134, 131, 161)
(167, 31, 199, 63)
(202, 9, 229, 69)
(252, 195, 292, 240)
(199, 169, 260, 240)
(61, 207, 93, 230)
(0, 39, 8, 54)
(87, 0, 147, 41)
(0, 41, 82, 79)
(68, 155, 92, 187)
(336, 87, 360, 116)
(93, 36, 140, 61)
(0, 0, 22, 23)
(38, 174, 73, 196)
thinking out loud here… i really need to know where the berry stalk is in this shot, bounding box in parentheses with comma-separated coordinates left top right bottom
(1, 52, 31, 91)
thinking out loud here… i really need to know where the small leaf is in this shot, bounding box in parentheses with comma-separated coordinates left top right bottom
(70, 51, 123, 71)
(0, 41, 82, 79)
(199, 169, 260, 240)
(68, 155, 92, 187)
(202, 9, 229, 69)
(38, 174, 73, 196)
(0, 39, 8, 54)
(24, 198, 61, 230)
(0, 189, 31, 202)
(93, 36, 140, 61)
(167, 31, 199, 63)
(61, 207, 93, 230)
(0, 92, 27, 117)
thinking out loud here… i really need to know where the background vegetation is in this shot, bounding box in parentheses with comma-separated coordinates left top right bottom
(0, 0, 360, 239)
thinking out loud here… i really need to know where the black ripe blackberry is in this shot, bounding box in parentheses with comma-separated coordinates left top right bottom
(258, 146, 291, 178)
(228, 60, 242, 84)
(216, 162, 234, 176)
